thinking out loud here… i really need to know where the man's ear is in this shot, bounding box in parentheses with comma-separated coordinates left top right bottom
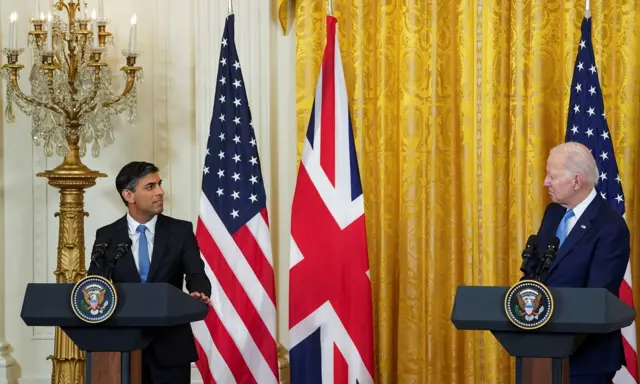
(574, 174, 585, 190)
(122, 189, 136, 205)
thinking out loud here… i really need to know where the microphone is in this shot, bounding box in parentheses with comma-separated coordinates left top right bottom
(113, 238, 132, 263)
(535, 237, 560, 281)
(102, 239, 131, 281)
(519, 234, 539, 279)
(90, 242, 109, 268)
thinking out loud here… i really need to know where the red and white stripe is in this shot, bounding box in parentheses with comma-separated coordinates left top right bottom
(191, 192, 279, 384)
(615, 213, 637, 384)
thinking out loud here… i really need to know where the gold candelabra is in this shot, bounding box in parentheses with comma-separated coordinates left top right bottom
(1, 1, 142, 383)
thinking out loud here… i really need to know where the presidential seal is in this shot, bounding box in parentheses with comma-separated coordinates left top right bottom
(70, 275, 118, 324)
(504, 279, 554, 330)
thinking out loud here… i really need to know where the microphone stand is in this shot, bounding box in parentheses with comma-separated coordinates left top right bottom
(535, 239, 560, 282)
(103, 258, 113, 282)
(106, 240, 132, 282)
(90, 242, 109, 278)
(519, 235, 539, 281)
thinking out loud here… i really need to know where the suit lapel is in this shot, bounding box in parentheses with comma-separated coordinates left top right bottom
(546, 196, 602, 276)
(115, 215, 140, 282)
(147, 214, 169, 282)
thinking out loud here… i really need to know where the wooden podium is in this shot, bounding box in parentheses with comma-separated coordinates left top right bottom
(19, 282, 208, 384)
(450, 285, 635, 384)
(519, 357, 569, 384)
(90, 351, 142, 384)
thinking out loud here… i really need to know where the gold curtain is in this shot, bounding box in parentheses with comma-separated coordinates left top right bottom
(290, 0, 640, 383)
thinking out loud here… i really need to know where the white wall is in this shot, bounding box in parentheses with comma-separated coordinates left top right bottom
(0, 0, 296, 382)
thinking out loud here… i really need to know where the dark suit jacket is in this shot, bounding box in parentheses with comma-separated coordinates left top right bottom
(525, 194, 630, 375)
(87, 213, 211, 367)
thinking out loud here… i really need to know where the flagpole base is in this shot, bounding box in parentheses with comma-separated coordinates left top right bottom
(278, 344, 290, 384)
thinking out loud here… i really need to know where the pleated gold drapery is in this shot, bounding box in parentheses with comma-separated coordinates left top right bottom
(285, 0, 640, 383)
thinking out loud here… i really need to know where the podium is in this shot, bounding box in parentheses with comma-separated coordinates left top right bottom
(20, 282, 209, 384)
(451, 285, 636, 384)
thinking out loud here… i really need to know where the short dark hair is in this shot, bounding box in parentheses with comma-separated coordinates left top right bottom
(115, 161, 160, 206)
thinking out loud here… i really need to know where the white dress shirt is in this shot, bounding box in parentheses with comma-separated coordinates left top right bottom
(126, 213, 157, 273)
(565, 188, 597, 237)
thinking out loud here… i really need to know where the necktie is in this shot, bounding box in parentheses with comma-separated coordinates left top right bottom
(137, 224, 150, 282)
(555, 209, 575, 247)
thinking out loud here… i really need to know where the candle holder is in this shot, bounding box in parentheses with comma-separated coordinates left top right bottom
(2, 47, 24, 66)
(87, 47, 106, 66)
(28, 17, 48, 48)
(0, 2, 143, 384)
(122, 49, 143, 68)
(95, 19, 113, 48)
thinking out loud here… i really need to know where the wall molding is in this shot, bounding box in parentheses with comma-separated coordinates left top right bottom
(152, 0, 171, 203)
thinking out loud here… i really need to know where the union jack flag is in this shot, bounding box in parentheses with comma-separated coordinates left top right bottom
(190, 13, 279, 384)
(288, 15, 375, 384)
(564, 14, 637, 384)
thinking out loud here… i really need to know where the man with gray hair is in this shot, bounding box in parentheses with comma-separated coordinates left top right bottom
(526, 141, 630, 383)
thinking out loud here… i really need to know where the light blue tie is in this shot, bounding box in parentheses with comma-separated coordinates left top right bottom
(137, 224, 150, 283)
(555, 209, 575, 247)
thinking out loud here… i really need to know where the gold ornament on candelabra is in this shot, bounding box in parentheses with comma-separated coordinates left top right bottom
(1, 0, 142, 383)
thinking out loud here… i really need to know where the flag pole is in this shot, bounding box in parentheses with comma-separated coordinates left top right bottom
(327, 0, 333, 16)
(585, 0, 591, 18)
(228, 0, 233, 14)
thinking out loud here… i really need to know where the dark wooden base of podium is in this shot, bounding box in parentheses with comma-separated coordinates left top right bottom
(86, 351, 142, 384)
(516, 357, 569, 384)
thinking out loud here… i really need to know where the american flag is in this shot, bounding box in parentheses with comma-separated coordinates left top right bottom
(190, 13, 279, 384)
(288, 15, 375, 383)
(564, 14, 637, 384)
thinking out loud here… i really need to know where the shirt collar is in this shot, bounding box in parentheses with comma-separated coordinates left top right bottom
(571, 188, 597, 221)
(126, 213, 158, 235)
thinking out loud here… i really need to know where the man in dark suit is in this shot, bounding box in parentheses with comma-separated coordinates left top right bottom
(527, 142, 630, 384)
(87, 161, 211, 384)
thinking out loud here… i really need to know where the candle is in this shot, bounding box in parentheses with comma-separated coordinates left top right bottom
(9, 12, 17, 49)
(46, 12, 53, 51)
(8, 13, 13, 49)
(128, 14, 137, 51)
(35, 0, 40, 19)
(13, 13, 18, 49)
(98, 0, 104, 19)
(91, 9, 98, 47)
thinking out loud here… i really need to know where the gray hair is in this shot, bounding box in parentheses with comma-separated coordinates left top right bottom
(550, 142, 599, 187)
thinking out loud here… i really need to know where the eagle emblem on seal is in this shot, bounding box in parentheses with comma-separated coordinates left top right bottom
(81, 283, 111, 315)
(515, 288, 545, 321)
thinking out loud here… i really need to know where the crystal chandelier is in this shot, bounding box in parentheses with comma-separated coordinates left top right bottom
(2, 0, 143, 158)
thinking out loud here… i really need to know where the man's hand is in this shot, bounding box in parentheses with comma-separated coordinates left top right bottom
(190, 291, 210, 304)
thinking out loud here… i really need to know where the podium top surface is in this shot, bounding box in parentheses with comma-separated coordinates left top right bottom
(451, 285, 635, 334)
(21, 282, 209, 327)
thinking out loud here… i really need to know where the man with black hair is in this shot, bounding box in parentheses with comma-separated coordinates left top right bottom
(88, 161, 211, 384)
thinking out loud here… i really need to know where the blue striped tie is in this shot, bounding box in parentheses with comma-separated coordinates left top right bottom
(555, 209, 575, 247)
(137, 224, 150, 282)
